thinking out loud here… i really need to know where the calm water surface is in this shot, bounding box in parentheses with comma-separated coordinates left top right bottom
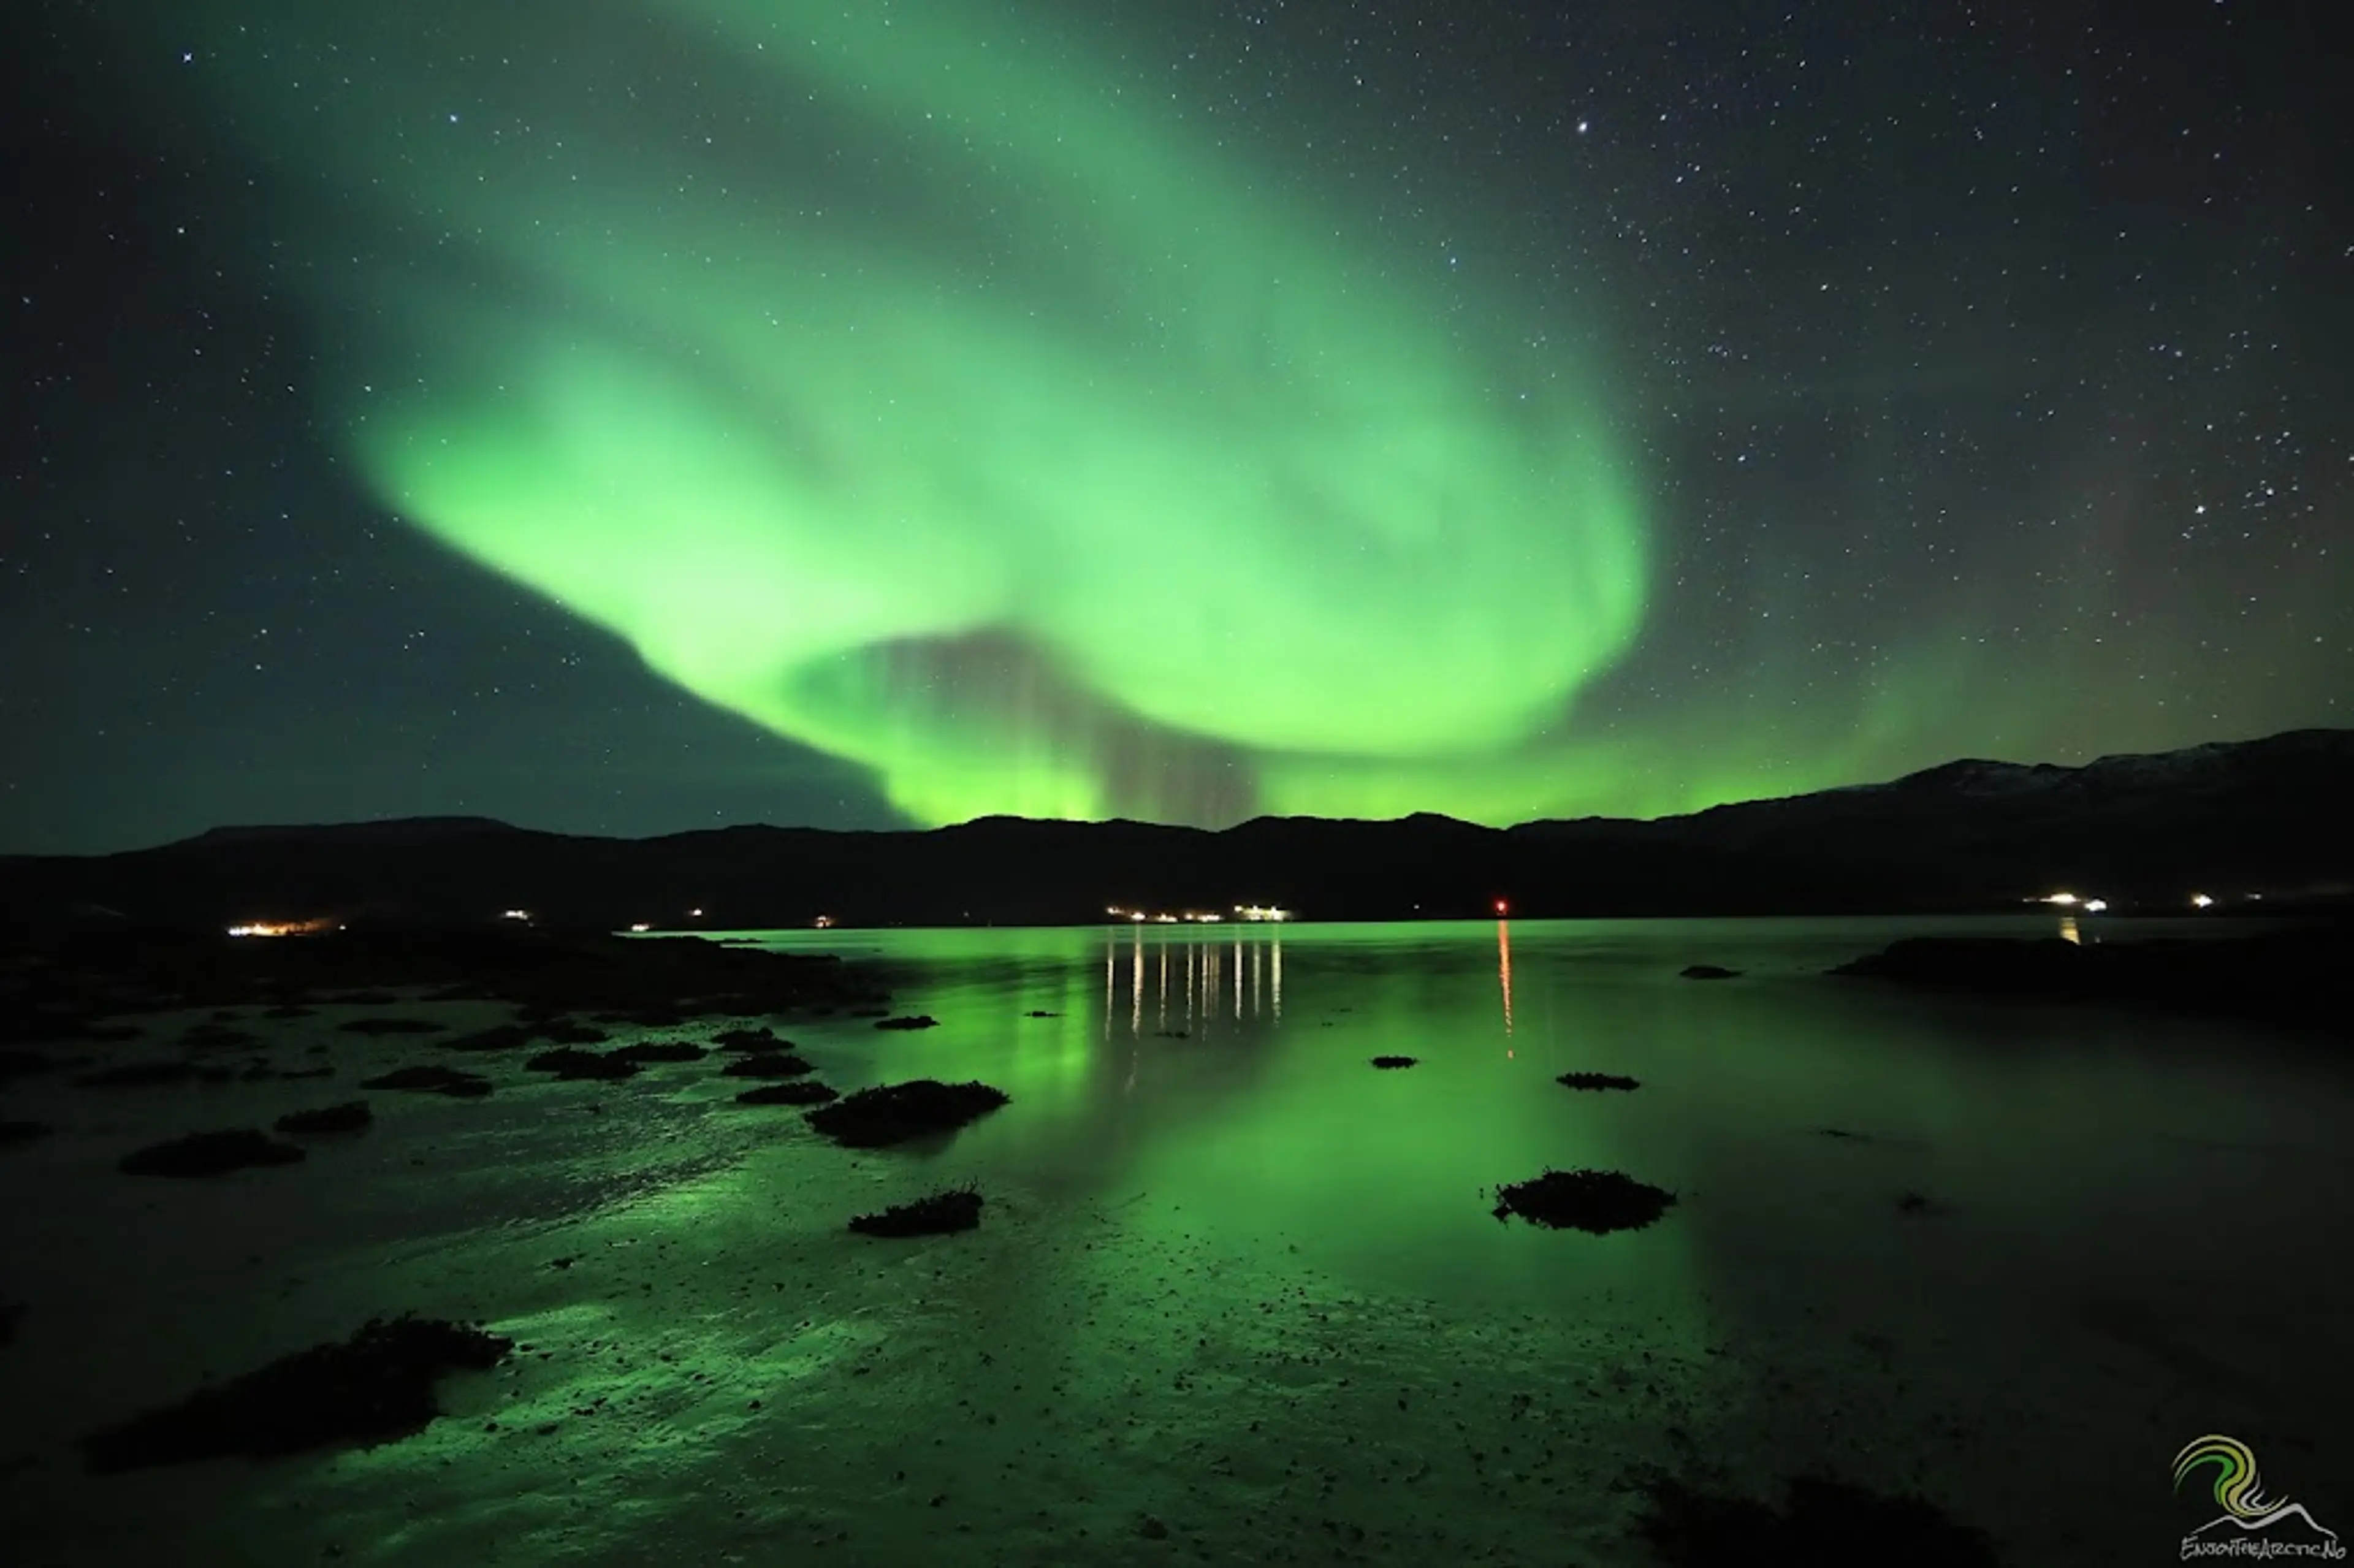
(737, 915, 2354, 1539)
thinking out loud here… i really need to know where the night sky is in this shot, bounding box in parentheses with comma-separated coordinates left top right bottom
(4, 0, 2347, 854)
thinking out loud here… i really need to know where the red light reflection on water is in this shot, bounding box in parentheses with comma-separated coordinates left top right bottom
(1496, 918, 1514, 1045)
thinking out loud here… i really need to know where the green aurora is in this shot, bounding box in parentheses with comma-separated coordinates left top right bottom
(128, 0, 1655, 826)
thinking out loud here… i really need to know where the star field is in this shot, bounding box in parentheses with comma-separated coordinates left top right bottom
(1, 0, 2346, 851)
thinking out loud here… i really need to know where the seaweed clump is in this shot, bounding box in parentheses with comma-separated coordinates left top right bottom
(873, 1014, 939, 1031)
(443, 1023, 535, 1053)
(358, 1065, 492, 1098)
(522, 1047, 641, 1081)
(1491, 1168, 1675, 1234)
(806, 1079, 1010, 1148)
(1637, 1473, 1999, 1567)
(80, 1315, 513, 1474)
(1370, 1056, 1419, 1069)
(275, 1102, 372, 1136)
(849, 1186, 983, 1237)
(119, 1129, 306, 1178)
(1558, 1071, 1641, 1092)
(610, 1040, 707, 1064)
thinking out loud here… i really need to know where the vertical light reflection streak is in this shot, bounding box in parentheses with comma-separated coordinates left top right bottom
(1131, 926, 1145, 1037)
(1496, 918, 1515, 1043)
(1271, 937, 1282, 1021)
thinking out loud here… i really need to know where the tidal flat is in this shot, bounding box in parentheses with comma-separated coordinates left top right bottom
(1, 917, 2348, 1566)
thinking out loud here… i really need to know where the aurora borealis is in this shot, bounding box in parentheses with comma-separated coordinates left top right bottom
(2, 1, 2347, 848)
(335, 1, 1647, 826)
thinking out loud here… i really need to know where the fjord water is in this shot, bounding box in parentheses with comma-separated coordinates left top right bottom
(6, 916, 2349, 1566)
(737, 916, 2354, 1555)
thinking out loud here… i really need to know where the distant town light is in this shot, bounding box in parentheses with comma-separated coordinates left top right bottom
(2082, 898, 2109, 913)
(1233, 905, 1292, 923)
(688, 908, 704, 918)
(628, 923, 652, 933)
(813, 915, 836, 929)
(226, 918, 336, 938)
(501, 909, 532, 922)
(1495, 899, 1509, 916)
(2042, 892, 2079, 907)
(2190, 894, 2214, 910)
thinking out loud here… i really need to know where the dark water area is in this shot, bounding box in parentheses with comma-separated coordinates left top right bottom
(1, 916, 2347, 1565)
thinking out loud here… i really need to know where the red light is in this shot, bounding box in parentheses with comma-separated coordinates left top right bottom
(1495, 899, 1509, 915)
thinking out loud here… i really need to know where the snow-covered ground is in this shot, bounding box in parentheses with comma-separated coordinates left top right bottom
(2, 918, 2349, 1566)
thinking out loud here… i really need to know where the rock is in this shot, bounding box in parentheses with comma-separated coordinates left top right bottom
(1490, 1168, 1675, 1233)
(80, 1315, 513, 1474)
(873, 1015, 939, 1031)
(609, 1040, 707, 1064)
(0, 1120, 56, 1147)
(806, 1079, 1011, 1148)
(1557, 1071, 1640, 1092)
(734, 1079, 839, 1106)
(522, 1048, 641, 1081)
(720, 1051, 817, 1080)
(533, 1018, 609, 1045)
(711, 1026, 781, 1051)
(1680, 964, 1741, 980)
(1369, 1056, 1419, 1069)
(848, 1186, 983, 1237)
(337, 1018, 447, 1036)
(1637, 1473, 1998, 1567)
(357, 1065, 492, 1098)
(1024, 1010, 1060, 1019)
(119, 1130, 307, 1178)
(275, 1102, 371, 1136)
(0, 1298, 21, 1347)
(443, 1023, 536, 1053)
(261, 1004, 316, 1019)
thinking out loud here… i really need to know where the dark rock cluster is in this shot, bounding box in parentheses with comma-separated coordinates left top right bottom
(80, 1315, 513, 1474)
